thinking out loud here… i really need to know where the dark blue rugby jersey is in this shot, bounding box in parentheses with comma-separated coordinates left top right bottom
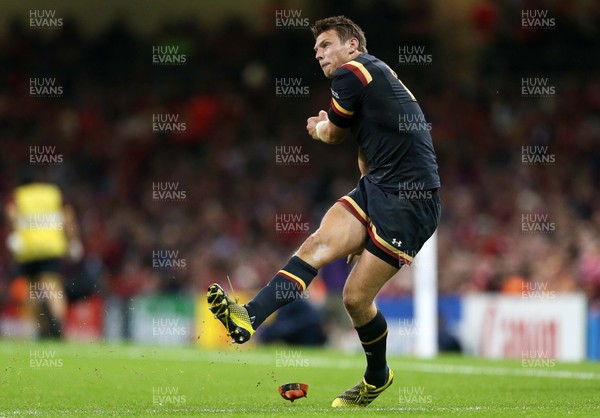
(327, 53, 440, 192)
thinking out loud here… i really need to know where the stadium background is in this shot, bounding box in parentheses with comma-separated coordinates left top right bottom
(0, 0, 599, 359)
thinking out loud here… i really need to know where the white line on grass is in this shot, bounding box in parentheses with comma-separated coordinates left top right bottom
(2, 343, 599, 381)
(200, 350, 600, 381)
(395, 362, 600, 381)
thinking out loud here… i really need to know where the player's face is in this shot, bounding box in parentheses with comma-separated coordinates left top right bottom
(314, 30, 354, 79)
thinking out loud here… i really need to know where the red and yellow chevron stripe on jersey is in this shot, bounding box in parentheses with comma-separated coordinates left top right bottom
(341, 60, 373, 87)
(330, 60, 373, 119)
(331, 97, 354, 118)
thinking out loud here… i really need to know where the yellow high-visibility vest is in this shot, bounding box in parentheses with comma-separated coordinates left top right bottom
(12, 183, 68, 263)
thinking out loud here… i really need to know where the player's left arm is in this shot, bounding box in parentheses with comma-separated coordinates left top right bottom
(4, 194, 17, 230)
(306, 111, 347, 144)
(307, 64, 364, 144)
(63, 202, 84, 261)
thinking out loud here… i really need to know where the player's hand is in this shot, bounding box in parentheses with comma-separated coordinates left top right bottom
(306, 110, 328, 140)
(68, 239, 84, 262)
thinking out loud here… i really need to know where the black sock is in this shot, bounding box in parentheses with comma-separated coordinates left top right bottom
(245, 256, 317, 329)
(356, 310, 389, 387)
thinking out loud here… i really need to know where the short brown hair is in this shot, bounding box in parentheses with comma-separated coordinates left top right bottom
(311, 16, 368, 53)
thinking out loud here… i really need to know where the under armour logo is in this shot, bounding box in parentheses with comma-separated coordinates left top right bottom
(392, 239, 402, 247)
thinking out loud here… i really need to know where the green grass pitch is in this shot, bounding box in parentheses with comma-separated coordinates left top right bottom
(0, 340, 599, 417)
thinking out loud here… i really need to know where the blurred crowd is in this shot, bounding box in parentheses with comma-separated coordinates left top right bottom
(0, 0, 599, 308)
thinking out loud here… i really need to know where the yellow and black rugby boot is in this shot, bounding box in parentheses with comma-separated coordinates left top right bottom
(207, 283, 255, 344)
(331, 368, 394, 407)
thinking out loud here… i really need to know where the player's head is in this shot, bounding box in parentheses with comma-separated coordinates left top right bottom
(311, 16, 367, 79)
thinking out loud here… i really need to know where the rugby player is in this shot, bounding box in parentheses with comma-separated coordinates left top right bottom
(5, 174, 83, 338)
(208, 15, 440, 407)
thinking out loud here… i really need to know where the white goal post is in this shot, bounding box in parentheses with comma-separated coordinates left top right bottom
(414, 230, 438, 358)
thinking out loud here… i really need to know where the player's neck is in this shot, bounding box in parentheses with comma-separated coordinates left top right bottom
(346, 51, 364, 63)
